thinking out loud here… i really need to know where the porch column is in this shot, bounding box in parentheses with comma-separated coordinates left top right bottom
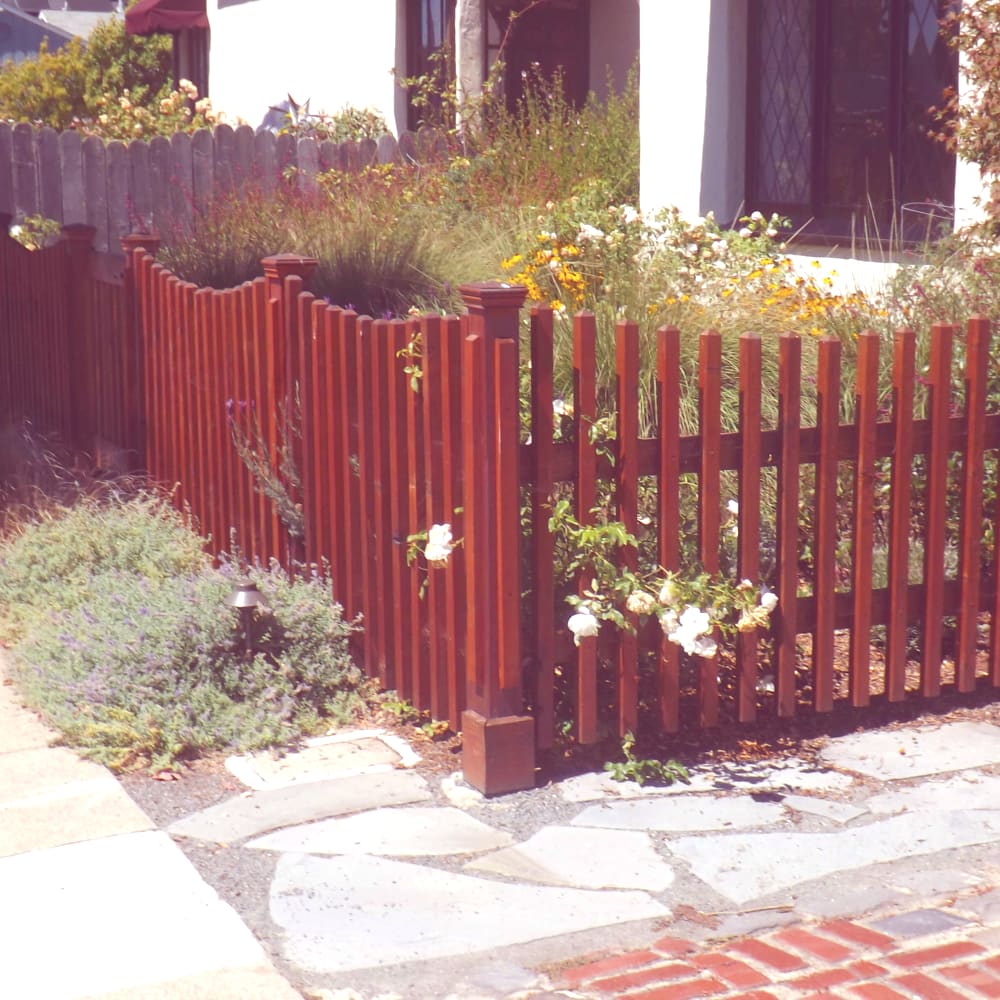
(456, 0, 485, 108)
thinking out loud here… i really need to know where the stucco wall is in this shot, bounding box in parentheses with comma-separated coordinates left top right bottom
(207, 0, 404, 133)
(639, 0, 746, 222)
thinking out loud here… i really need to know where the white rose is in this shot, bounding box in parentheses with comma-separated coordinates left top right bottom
(625, 591, 657, 615)
(678, 605, 711, 637)
(568, 610, 600, 646)
(760, 588, 779, 612)
(658, 580, 676, 605)
(424, 523, 453, 566)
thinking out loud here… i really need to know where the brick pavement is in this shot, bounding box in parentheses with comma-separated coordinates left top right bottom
(553, 900, 1000, 999)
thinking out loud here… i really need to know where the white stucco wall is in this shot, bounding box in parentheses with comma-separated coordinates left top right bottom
(207, 0, 404, 133)
(638, 0, 745, 222)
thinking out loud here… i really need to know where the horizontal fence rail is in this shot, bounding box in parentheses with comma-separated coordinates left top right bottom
(3, 225, 1000, 793)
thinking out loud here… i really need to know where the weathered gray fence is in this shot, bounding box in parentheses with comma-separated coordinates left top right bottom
(0, 122, 447, 253)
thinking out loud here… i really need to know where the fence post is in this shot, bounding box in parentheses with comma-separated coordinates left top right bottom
(62, 224, 97, 453)
(121, 233, 160, 468)
(261, 253, 318, 566)
(458, 281, 534, 796)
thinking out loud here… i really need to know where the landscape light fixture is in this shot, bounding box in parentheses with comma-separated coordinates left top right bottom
(227, 578, 262, 656)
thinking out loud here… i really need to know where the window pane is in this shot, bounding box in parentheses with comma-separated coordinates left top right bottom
(751, 0, 814, 206)
(900, 0, 956, 233)
(825, 0, 892, 218)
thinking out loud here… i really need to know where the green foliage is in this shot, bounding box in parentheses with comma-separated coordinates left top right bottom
(1, 494, 367, 771)
(82, 8, 172, 110)
(933, 1, 1000, 218)
(159, 174, 469, 316)
(0, 491, 206, 642)
(8, 215, 61, 250)
(0, 38, 89, 127)
(0, 7, 220, 139)
(604, 732, 690, 787)
(270, 99, 388, 142)
(0, 10, 171, 131)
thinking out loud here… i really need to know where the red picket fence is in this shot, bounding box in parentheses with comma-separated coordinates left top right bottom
(0, 221, 142, 466)
(3, 222, 1000, 794)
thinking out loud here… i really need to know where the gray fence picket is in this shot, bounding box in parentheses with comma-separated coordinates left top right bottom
(38, 127, 62, 223)
(12, 124, 38, 220)
(83, 135, 108, 250)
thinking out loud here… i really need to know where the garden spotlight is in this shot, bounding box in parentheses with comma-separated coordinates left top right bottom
(227, 579, 262, 656)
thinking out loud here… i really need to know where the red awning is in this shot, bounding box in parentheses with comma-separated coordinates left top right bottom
(125, 0, 208, 35)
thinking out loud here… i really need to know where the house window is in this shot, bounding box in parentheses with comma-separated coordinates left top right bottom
(747, 0, 957, 242)
(406, 0, 457, 130)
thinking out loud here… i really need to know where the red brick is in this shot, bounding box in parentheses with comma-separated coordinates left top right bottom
(940, 963, 1000, 998)
(652, 935, 697, 956)
(820, 919, 896, 951)
(730, 938, 807, 972)
(786, 968, 856, 990)
(561, 950, 663, 986)
(849, 984, 911, 999)
(891, 971, 968, 999)
(622, 977, 727, 1000)
(891, 940, 987, 968)
(591, 962, 699, 994)
(690, 953, 769, 988)
(986, 956, 1000, 975)
(727, 994, 781, 1000)
(849, 960, 890, 979)
(776, 927, 855, 963)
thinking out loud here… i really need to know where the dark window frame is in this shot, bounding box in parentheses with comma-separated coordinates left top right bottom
(746, 0, 957, 243)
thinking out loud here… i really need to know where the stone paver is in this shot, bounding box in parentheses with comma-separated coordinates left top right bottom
(466, 826, 675, 891)
(866, 769, 1000, 814)
(872, 908, 972, 938)
(226, 728, 421, 791)
(0, 830, 298, 1000)
(247, 805, 513, 856)
(781, 792, 868, 823)
(668, 810, 1000, 904)
(169, 769, 432, 843)
(571, 794, 788, 832)
(819, 721, 1000, 779)
(269, 852, 669, 973)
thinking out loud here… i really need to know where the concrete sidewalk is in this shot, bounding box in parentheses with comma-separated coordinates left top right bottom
(0, 666, 301, 1000)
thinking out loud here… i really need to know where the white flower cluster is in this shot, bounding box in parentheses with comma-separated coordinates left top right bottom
(660, 605, 717, 658)
(424, 523, 453, 567)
